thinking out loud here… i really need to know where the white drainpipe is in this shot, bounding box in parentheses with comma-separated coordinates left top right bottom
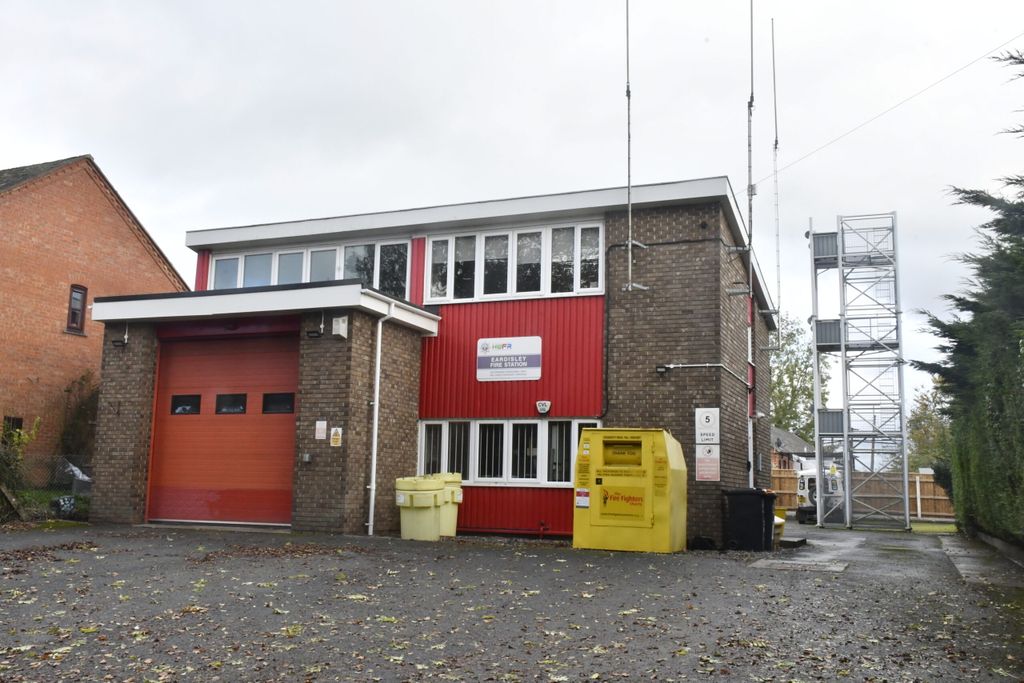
(367, 302, 395, 536)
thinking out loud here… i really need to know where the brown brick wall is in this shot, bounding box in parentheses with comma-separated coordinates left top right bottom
(717, 219, 757, 493)
(293, 310, 356, 532)
(0, 159, 184, 484)
(754, 304, 772, 489)
(603, 204, 771, 546)
(90, 323, 158, 523)
(370, 322, 423, 534)
(339, 312, 376, 534)
(718, 214, 773, 490)
(293, 310, 421, 534)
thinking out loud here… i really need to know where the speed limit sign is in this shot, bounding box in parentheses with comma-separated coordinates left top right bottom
(695, 407, 720, 444)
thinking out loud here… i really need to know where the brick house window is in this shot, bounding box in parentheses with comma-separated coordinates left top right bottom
(66, 285, 87, 333)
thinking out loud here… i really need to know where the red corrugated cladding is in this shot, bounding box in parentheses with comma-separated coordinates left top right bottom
(409, 237, 425, 305)
(458, 486, 573, 536)
(420, 296, 604, 418)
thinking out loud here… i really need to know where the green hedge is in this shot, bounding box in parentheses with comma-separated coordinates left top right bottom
(944, 312, 1024, 545)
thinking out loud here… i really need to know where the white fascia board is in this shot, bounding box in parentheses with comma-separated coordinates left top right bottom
(91, 283, 439, 335)
(92, 284, 363, 322)
(359, 291, 440, 336)
(186, 177, 735, 250)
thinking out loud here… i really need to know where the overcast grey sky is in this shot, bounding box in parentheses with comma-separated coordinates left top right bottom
(4, 1, 1024, 400)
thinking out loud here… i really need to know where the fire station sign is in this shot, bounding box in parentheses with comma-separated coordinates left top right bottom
(477, 336, 542, 381)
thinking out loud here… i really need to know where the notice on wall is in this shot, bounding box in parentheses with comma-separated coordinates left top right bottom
(476, 336, 542, 381)
(575, 488, 590, 508)
(330, 427, 343, 447)
(695, 444, 721, 482)
(315, 421, 327, 440)
(695, 407, 720, 444)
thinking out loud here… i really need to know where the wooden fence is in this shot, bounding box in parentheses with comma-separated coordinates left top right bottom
(770, 469, 954, 519)
(772, 469, 799, 510)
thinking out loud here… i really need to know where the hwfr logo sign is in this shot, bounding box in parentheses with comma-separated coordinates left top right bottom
(477, 336, 542, 382)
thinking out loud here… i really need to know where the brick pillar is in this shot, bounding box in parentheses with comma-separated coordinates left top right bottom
(602, 204, 770, 546)
(338, 312, 375, 534)
(368, 322, 422, 534)
(293, 309, 421, 535)
(293, 310, 358, 532)
(91, 322, 158, 523)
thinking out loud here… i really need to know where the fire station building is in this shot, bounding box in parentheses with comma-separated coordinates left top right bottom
(91, 178, 774, 546)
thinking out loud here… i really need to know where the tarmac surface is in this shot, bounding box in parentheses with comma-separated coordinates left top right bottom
(1, 521, 1022, 681)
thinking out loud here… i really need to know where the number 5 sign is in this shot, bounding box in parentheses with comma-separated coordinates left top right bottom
(695, 408, 720, 444)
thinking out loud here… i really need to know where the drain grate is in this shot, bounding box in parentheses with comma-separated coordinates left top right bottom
(750, 559, 848, 572)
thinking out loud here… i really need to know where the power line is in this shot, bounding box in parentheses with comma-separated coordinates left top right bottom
(747, 27, 1024, 191)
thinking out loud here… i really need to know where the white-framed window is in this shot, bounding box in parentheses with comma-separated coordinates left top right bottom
(242, 253, 273, 287)
(483, 234, 509, 296)
(429, 239, 449, 298)
(477, 421, 505, 480)
(515, 230, 543, 294)
(208, 240, 410, 299)
(377, 242, 409, 299)
(424, 222, 603, 304)
(418, 418, 600, 486)
(309, 248, 338, 282)
(212, 256, 240, 290)
(277, 251, 304, 285)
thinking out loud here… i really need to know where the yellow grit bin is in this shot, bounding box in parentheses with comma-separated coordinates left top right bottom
(572, 428, 687, 553)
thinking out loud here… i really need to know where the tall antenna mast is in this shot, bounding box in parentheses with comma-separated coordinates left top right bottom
(745, 0, 756, 487)
(746, 0, 755, 254)
(624, 0, 646, 291)
(772, 17, 781, 318)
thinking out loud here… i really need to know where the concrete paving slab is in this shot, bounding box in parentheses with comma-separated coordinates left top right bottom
(940, 533, 1024, 588)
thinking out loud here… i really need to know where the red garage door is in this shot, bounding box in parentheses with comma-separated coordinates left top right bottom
(148, 335, 299, 524)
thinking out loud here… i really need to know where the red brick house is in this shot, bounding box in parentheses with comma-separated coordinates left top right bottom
(90, 178, 776, 546)
(0, 155, 187, 483)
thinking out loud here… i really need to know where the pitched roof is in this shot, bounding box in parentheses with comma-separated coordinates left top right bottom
(0, 155, 91, 194)
(0, 154, 188, 291)
(771, 426, 813, 455)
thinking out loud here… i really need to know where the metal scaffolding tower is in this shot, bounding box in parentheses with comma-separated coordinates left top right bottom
(808, 213, 910, 529)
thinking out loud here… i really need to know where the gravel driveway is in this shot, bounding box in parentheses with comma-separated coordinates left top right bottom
(1, 522, 1021, 681)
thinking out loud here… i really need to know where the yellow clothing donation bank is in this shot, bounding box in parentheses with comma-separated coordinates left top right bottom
(572, 428, 687, 553)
